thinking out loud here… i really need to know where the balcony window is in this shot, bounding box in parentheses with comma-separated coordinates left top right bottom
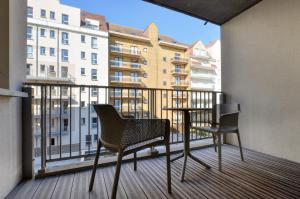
(27, 7, 33, 18)
(50, 11, 55, 20)
(111, 43, 122, 52)
(81, 118, 86, 126)
(40, 9, 46, 18)
(94, 134, 98, 142)
(40, 28, 46, 37)
(50, 30, 55, 39)
(85, 135, 92, 146)
(175, 53, 181, 59)
(114, 72, 123, 81)
(91, 69, 97, 80)
(91, 88, 98, 97)
(50, 48, 55, 56)
(50, 138, 55, 146)
(113, 57, 122, 66)
(175, 65, 181, 72)
(81, 51, 86, 60)
(81, 68, 85, 76)
(40, 47, 46, 55)
(81, 101, 86, 108)
(26, 64, 32, 76)
(62, 32, 69, 45)
(61, 49, 69, 62)
(49, 65, 55, 74)
(61, 66, 68, 78)
(91, 53, 97, 65)
(91, 101, 97, 112)
(63, 119, 68, 132)
(62, 14, 69, 25)
(27, 45, 33, 58)
(92, 117, 98, 128)
(114, 100, 121, 110)
(131, 72, 138, 82)
(27, 26, 33, 40)
(130, 46, 138, 55)
(40, 65, 46, 75)
(81, 35, 86, 43)
(91, 37, 98, 49)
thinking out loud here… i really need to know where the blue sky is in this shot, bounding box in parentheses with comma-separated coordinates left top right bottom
(61, 0, 220, 45)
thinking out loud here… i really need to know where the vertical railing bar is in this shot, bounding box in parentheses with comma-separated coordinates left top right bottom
(88, 87, 91, 153)
(79, 86, 82, 156)
(59, 86, 62, 158)
(49, 85, 52, 159)
(147, 89, 150, 119)
(40, 86, 45, 171)
(134, 88, 137, 117)
(171, 90, 174, 143)
(120, 88, 123, 114)
(69, 87, 72, 157)
(128, 88, 130, 115)
(96, 87, 100, 144)
(141, 89, 144, 118)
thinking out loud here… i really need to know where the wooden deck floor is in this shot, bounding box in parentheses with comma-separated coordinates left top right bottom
(6, 145, 300, 199)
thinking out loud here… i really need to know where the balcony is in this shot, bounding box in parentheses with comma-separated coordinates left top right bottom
(171, 68, 189, 76)
(110, 90, 142, 99)
(171, 80, 189, 88)
(172, 91, 188, 99)
(171, 57, 189, 65)
(110, 45, 142, 58)
(191, 72, 216, 81)
(110, 60, 142, 71)
(110, 76, 143, 86)
(26, 70, 76, 84)
(191, 61, 216, 70)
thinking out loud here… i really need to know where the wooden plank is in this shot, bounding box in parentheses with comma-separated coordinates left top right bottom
(51, 173, 75, 199)
(32, 176, 59, 199)
(70, 171, 90, 199)
(90, 168, 109, 199)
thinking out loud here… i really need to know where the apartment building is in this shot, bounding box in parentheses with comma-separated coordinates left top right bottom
(107, 22, 190, 124)
(26, 0, 109, 156)
(206, 40, 221, 91)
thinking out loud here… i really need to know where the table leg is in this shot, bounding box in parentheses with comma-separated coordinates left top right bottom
(171, 153, 184, 162)
(189, 153, 211, 169)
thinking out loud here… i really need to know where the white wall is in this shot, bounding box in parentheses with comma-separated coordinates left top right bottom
(222, 0, 300, 163)
(0, 0, 26, 198)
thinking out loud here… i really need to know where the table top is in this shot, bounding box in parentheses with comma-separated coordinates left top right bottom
(162, 107, 212, 111)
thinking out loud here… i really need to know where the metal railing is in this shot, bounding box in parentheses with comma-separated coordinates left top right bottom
(110, 45, 142, 56)
(24, 83, 223, 172)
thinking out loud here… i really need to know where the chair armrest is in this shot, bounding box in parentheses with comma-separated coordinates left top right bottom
(121, 119, 170, 147)
(122, 114, 135, 119)
(220, 112, 239, 118)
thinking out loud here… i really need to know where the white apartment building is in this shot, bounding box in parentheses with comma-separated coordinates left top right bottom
(206, 40, 221, 91)
(26, 0, 109, 158)
(189, 40, 217, 91)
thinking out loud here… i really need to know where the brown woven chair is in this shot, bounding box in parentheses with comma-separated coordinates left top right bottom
(192, 104, 244, 171)
(89, 104, 171, 199)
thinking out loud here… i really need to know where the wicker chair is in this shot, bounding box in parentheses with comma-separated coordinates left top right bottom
(89, 104, 171, 199)
(192, 104, 244, 171)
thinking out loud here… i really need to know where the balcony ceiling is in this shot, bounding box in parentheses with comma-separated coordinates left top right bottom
(144, 0, 262, 25)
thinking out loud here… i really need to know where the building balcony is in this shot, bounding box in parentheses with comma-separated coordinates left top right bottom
(191, 62, 216, 70)
(171, 80, 189, 88)
(110, 45, 142, 58)
(110, 76, 143, 86)
(172, 92, 188, 99)
(171, 57, 189, 65)
(26, 71, 76, 84)
(110, 90, 142, 99)
(171, 68, 189, 76)
(191, 73, 216, 80)
(110, 60, 142, 71)
(116, 104, 143, 112)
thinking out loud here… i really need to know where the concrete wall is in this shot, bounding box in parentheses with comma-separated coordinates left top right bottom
(222, 0, 300, 163)
(0, 0, 26, 198)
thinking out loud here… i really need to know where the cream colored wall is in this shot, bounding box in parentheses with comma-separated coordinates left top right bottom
(222, 0, 300, 163)
(0, 0, 27, 198)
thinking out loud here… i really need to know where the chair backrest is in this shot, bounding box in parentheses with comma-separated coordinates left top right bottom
(93, 104, 125, 148)
(215, 104, 240, 127)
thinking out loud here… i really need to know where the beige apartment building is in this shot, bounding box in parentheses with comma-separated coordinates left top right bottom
(107, 22, 190, 125)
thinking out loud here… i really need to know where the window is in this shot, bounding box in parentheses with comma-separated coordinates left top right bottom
(40, 47, 46, 55)
(81, 51, 86, 59)
(92, 118, 98, 128)
(131, 72, 138, 82)
(40, 28, 46, 37)
(144, 48, 148, 52)
(91, 37, 97, 48)
(40, 9, 46, 18)
(81, 68, 85, 76)
(130, 46, 138, 55)
(61, 49, 69, 62)
(40, 65, 45, 74)
(27, 7, 33, 18)
(143, 60, 148, 65)
(91, 101, 97, 112)
(50, 48, 55, 56)
(81, 35, 86, 43)
(50, 11, 55, 20)
(114, 100, 121, 109)
(163, 81, 167, 86)
(91, 69, 97, 80)
(49, 65, 55, 73)
(91, 53, 97, 65)
(26, 64, 32, 76)
(62, 32, 69, 45)
(91, 88, 98, 97)
(27, 26, 33, 40)
(163, 57, 167, 62)
(61, 66, 68, 78)
(63, 101, 68, 112)
(50, 138, 55, 146)
(27, 45, 33, 58)
(85, 135, 91, 146)
(62, 14, 69, 25)
(81, 101, 86, 108)
(81, 118, 86, 125)
(94, 134, 98, 142)
(143, 73, 148, 78)
(63, 119, 68, 131)
(163, 69, 167, 74)
(50, 30, 55, 38)
(114, 71, 122, 81)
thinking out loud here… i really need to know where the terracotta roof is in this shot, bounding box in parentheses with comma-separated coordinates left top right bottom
(158, 34, 189, 47)
(108, 23, 148, 38)
(80, 11, 108, 32)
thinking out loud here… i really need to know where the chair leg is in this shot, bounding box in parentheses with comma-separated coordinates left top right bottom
(217, 133, 222, 172)
(111, 149, 124, 199)
(165, 139, 172, 194)
(237, 130, 244, 161)
(212, 133, 217, 152)
(180, 155, 188, 182)
(133, 152, 137, 171)
(89, 139, 102, 192)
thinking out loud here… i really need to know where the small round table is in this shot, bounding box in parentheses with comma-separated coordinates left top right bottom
(163, 107, 212, 181)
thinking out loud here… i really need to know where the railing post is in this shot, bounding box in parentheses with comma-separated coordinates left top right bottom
(22, 87, 34, 179)
(39, 85, 47, 174)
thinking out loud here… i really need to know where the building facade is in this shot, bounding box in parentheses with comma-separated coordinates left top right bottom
(206, 40, 221, 91)
(26, 0, 109, 157)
